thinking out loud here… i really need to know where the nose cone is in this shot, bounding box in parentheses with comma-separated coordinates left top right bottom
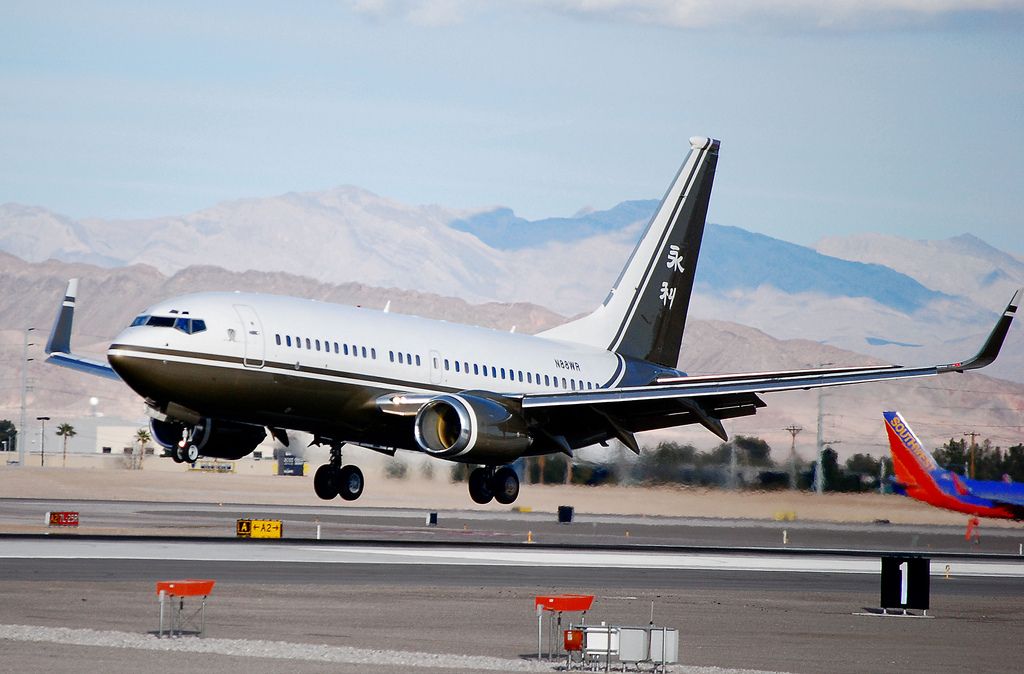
(107, 328, 165, 400)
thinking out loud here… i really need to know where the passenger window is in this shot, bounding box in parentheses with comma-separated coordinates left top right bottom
(454, 361, 460, 372)
(315, 340, 321, 351)
(491, 366, 497, 378)
(571, 380, 576, 391)
(444, 359, 450, 371)
(433, 357, 439, 369)
(415, 355, 421, 366)
(398, 352, 404, 364)
(305, 338, 311, 349)
(518, 371, 523, 382)
(544, 375, 550, 386)
(562, 377, 567, 389)
(361, 346, 367, 358)
(275, 334, 281, 346)
(286, 336, 292, 347)
(406, 353, 411, 364)
(473, 364, 479, 375)
(371, 348, 376, 359)
(343, 344, 349, 355)
(527, 372, 532, 384)
(500, 368, 505, 379)
(390, 351, 395, 362)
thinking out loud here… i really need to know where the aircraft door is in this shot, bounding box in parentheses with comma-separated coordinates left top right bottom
(429, 350, 443, 385)
(233, 304, 265, 369)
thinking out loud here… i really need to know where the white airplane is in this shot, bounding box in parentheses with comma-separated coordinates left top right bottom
(44, 136, 1021, 505)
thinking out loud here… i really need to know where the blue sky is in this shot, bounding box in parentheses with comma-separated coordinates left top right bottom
(2, 1, 1022, 251)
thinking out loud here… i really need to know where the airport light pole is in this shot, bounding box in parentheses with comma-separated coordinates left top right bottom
(18, 327, 36, 467)
(36, 416, 50, 467)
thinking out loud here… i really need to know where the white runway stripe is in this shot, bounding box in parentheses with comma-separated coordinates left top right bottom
(0, 624, 786, 674)
(3, 540, 1023, 577)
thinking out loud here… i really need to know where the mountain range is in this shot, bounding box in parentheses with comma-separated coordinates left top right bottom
(2, 190, 1021, 383)
(0, 185, 1021, 459)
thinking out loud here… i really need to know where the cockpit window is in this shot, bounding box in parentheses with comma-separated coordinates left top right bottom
(131, 314, 206, 334)
(148, 316, 176, 328)
(173, 317, 207, 334)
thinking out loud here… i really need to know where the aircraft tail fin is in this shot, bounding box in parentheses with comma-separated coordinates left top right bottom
(539, 136, 719, 368)
(883, 411, 941, 488)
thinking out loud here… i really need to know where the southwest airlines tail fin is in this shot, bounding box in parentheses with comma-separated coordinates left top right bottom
(883, 411, 941, 490)
(540, 136, 719, 368)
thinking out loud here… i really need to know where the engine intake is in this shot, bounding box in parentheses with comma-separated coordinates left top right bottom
(150, 417, 266, 460)
(414, 393, 531, 463)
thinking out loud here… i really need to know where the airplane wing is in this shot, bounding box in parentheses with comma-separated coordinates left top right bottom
(521, 288, 1021, 449)
(44, 279, 121, 382)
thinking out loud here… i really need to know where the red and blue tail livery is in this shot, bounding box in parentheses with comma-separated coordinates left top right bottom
(883, 411, 1024, 521)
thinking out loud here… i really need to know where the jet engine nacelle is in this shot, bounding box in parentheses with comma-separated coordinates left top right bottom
(413, 393, 531, 463)
(150, 417, 266, 460)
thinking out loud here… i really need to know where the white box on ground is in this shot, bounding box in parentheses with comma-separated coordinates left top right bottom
(617, 627, 648, 663)
(649, 628, 679, 664)
(583, 626, 619, 656)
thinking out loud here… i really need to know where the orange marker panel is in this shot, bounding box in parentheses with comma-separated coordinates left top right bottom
(156, 579, 216, 597)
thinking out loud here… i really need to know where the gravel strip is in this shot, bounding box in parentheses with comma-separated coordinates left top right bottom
(0, 624, 785, 673)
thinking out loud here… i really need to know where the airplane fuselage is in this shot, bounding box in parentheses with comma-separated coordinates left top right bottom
(107, 291, 641, 454)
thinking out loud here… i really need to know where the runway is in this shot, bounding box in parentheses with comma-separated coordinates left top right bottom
(3, 497, 1023, 554)
(2, 500, 1024, 673)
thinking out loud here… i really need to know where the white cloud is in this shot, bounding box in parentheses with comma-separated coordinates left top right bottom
(544, 0, 1024, 29)
(350, 0, 471, 26)
(353, 0, 1024, 29)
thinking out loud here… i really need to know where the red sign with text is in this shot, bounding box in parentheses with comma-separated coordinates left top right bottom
(48, 511, 79, 527)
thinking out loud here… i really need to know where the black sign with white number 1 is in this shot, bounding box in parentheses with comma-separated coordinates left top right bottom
(881, 556, 930, 610)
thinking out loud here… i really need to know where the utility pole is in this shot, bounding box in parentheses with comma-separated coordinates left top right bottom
(815, 393, 825, 495)
(963, 431, 981, 479)
(18, 327, 36, 467)
(784, 425, 802, 490)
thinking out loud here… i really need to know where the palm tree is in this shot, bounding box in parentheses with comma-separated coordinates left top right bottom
(135, 428, 152, 469)
(55, 423, 76, 468)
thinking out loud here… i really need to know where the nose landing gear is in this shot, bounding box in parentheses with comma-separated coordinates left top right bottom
(172, 428, 200, 464)
(313, 443, 364, 502)
(468, 465, 520, 505)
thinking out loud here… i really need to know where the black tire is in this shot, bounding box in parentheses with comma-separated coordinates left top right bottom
(172, 445, 185, 463)
(490, 466, 520, 505)
(338, 465, 364, 501)
(468, 467, 494, 504)
(313, 464, 338, 500)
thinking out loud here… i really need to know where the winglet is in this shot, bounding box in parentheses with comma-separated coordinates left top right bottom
(939, 288, 1021, 373)
(43, 279, 121, 381)
(45, 278, 79, 354)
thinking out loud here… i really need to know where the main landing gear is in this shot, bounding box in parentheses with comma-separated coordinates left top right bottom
(468, 465, 520, 505)
(314, 443, 364, 502)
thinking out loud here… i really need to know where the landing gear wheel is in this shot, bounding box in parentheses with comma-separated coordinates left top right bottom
(468, 467, 494, 504)
(172, 445, 186, 463)
(337, 465, 364, 501)
(490, 466, 520, 505)
(314, 464, 339, 500)
(185, 444, 199, 463)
